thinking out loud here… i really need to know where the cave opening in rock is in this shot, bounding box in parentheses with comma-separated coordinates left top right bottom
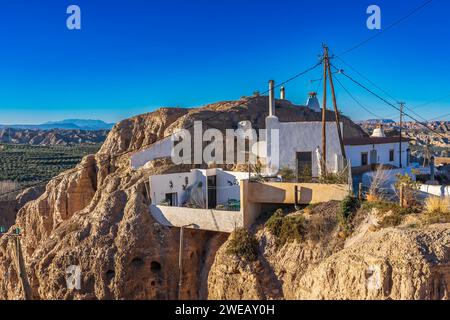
(151, 261, 161, 273)
(131, 257, 144, 267)
(106, 270, 115, 281)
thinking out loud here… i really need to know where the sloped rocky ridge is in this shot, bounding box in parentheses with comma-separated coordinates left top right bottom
(2, 97, 448, 300)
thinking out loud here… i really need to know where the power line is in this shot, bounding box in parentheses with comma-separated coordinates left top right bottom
(332, 64, 448, 140)
(338, 0, 434, 57)
(335, 56, 399, 105)
(0, 62, 322, 199)
(333, 75, 386, 119)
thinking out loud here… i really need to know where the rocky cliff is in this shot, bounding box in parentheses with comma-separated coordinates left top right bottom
(208, 203, 450, 300)
(2, 97, 448, 300)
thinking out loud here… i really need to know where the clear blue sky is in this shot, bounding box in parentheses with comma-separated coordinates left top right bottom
(0, 0, 448, 124)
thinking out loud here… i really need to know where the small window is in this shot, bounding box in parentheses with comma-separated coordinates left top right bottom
(389, 149, 395, 162)
(361, 152, 368, 166)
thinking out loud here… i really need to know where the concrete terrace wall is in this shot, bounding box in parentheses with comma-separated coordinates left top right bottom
(149, 205, 243, 233)
(419, 184, 450, 198)
(246, 182, 350, 204)
(240, 180, 350, 227)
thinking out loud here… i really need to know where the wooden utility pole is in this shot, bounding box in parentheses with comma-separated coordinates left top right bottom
(399, 102, 405, 168)
(326, 60, 347, 161)
(321, 45, 328, 175)
(423, 138, 431, 167)
(178, 223, 195, 300)
(0, 227, 32, 300)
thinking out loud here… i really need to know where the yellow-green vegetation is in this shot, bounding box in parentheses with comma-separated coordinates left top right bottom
(425, 196, 450, 214)
(266, 209, 305, 247)
(423, 196, 450, 225)
(338, 195, 359, 234)
(279, 166, 295, 181)
(226, 228, 259, 262)
(0, 143, 101, 185)
(361, 200, 417, 227)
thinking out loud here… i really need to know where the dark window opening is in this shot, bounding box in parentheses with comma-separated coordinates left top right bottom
(361, 152, 368, 166)
(389, 149, 395, 162)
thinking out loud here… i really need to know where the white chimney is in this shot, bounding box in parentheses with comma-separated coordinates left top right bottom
(269, 80, 275, 116)
(280, 86, 286, 100)
(371, 124, 386, 138)
(306, 92, 321, 112)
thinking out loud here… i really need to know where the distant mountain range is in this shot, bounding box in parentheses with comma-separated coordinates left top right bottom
(0, 128, 109, 146)
(0, 119, 114, 131)
(358, 119, 395, 125)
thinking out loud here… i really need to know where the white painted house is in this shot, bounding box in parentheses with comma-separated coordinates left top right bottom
(149, 168, 248, 209)
(344, 125, 410, 172)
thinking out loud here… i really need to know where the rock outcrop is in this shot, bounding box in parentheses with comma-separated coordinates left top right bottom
(208, 203, 450, 300)
(4, 97, 446, 300)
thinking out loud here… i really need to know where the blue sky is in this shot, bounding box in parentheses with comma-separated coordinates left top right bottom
(0, 0, 448, 124)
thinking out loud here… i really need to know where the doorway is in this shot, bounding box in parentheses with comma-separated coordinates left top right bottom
(370, 150, 378, 165)
(296, 152, 312, 182)
(164, 193, 178, 206)
(207, 175, 217, 209)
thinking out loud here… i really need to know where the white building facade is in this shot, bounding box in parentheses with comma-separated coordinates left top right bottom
(149, 168, 248, 209)
(344, 137, 410, 169)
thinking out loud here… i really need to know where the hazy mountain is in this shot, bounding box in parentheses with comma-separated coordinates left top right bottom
(358, 119, 395, 125)
(0, 128, 109, 146)
(0, 119, 114, 131)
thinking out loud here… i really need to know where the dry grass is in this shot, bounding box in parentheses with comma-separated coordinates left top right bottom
(367, 165, 391, 201)
(425, 196, 450, 214)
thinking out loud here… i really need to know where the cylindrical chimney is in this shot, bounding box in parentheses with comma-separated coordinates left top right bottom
(280, 86, 285, 100)
(269, 80, 275, 116)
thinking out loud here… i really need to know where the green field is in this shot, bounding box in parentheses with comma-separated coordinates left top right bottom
(0, 143, 102, 186)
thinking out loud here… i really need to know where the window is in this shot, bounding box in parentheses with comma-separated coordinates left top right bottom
(389, 149, 395, 162)
(361, 152, 368, 166)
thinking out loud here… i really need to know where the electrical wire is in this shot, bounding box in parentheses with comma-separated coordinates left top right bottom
(0, 62, 322, 198)
(333, 75, 386, 119)
(332, 63, 448, 140)
(337, 0, 434, 57)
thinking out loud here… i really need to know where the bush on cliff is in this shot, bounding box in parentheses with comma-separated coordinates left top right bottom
(226, 228, 259, 262)
(266, 209, 305, 247)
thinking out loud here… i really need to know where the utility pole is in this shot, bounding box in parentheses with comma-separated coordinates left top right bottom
(178, 224, 195, 300)
(326, 58, 347, 161)
(0, 226, 32, 300)
(399, 102, 405, 168)
(423, 138, 431, 167)
(321, 45, 328, 175)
